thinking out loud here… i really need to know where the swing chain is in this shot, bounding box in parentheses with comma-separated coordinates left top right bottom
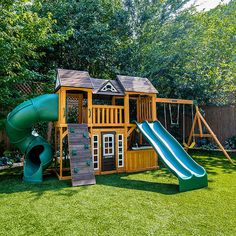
(164, 103, 167, 129)
(169, 103, 180, 127)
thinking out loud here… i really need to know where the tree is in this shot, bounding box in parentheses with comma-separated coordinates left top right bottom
(138, 0, 236, 104)
(0, 0, 71, 124)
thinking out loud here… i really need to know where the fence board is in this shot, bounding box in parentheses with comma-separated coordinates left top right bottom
(157, 104, 236, 143)
(200, 105, 236, 142)
(1, 104, 236, 151)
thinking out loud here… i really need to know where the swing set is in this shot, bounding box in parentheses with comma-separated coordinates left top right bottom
(156, 98, 233, 164)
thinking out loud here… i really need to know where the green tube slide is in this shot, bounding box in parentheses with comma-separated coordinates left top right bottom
(136, 121, 208, 192)
(5, 94, 59, 183)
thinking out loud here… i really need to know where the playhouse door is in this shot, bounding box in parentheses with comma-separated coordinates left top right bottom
(101, 133, 116, 171)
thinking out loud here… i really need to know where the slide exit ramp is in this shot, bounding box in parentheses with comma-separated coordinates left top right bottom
(136, 121, 208, 192)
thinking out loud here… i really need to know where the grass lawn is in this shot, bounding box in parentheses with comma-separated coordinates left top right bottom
(0, 151, 236, 236)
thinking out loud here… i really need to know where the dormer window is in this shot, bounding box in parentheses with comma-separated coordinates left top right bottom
(100, 81, 118, 93)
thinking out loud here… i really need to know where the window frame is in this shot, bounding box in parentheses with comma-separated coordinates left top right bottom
(117, 134, 124, 167)
(102, 133, 115, 156)
(92, 134, 99, 170)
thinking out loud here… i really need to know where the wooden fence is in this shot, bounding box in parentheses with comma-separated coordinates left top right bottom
(200, 105, 236, 142)
(1, 104, 236, 152)
(156, 104, 236, 144)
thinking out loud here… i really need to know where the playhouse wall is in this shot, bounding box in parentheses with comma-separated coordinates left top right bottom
(92, 128, 126, 175)
(126, 149, 158, 172)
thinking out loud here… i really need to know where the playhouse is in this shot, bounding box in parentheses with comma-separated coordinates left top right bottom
(54, 69, 158, 180)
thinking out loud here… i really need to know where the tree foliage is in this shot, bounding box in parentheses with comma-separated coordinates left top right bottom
(0, 0, 235, 122)
(0, 0, 71, 115)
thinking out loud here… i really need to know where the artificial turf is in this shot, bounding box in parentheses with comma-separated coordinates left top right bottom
(0, 151, 235, 236)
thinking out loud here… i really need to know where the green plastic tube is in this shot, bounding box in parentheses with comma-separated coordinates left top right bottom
(5, 94, 59, 182)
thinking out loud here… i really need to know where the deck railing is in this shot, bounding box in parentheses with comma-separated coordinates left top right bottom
(92, 105, 125, 126)
(138, 97, 152, 122)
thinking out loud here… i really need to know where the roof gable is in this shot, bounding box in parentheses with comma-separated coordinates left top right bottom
(91, 78, 124, 95)
(99, 81, 118, 93)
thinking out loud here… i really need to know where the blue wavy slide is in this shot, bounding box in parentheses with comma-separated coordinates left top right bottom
(136, 121, 208, 192)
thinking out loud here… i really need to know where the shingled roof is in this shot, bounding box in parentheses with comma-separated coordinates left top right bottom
(55, 69, 93, 91)
(117, 75, 158, 94)
(55, 69, 158, 94)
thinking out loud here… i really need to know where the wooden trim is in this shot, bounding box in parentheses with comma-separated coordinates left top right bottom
(55, 124, 68, 128)
(66, 93, 81, 98)
(100, 170, 118, 175)
(127, 126, 136, 137)
(156, 98, 194, 105)
(61, 87, 93, 92)
(126, 92, 156, 95)
(62, 130, 68, 139)
(126, 166, 159, 173)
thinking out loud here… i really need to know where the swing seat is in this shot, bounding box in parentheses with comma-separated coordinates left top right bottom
(183, 142, 196, 149)
(170, 124, 179, 128)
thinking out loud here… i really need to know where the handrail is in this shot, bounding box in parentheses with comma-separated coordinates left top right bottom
(92, 105, 124, 109)
(92, 105, 124, 126)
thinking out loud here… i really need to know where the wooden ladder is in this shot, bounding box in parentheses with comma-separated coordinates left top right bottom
(68, 124, 96, 186)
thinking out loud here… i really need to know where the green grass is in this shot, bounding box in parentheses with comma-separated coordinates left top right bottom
(0, 151, 236, 236)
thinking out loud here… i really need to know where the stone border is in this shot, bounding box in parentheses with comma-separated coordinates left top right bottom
(0, 162, 23, 170)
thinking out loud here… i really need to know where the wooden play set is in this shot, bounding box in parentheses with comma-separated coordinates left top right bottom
(53, 69, 232, 186)
(6, 68, 232, 191)
(54, 69, 158, 184)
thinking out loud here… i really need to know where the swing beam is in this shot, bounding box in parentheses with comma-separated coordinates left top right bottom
(156, 98, 194, 105)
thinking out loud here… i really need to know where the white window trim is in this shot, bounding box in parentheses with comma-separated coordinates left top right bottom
(103, 134, 115, 156)
(118, 134, 124, 167)
(92, 135, 99, 170)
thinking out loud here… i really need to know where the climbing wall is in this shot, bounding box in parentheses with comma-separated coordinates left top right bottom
(68, 124, 96, 187)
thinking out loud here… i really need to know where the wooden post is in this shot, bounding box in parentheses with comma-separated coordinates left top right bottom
(196, 106, 203, 137)
(187, 112, 198, 148)
(197, 110, 234, 164)
(124, 94, 129, 171)
(59, 127, 63, 179)
(137, 96, 141, 122)
(112, 96, 116, 105)
(124, 94, 129, 125)
(151, 94, 157, 121)
(60, 88, 66, 124)
(78, 94, 83, 123)
(87, 90, 92, 126)
(54, 126, 57, 168)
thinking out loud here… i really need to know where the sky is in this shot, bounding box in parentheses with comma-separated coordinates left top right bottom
(186, 0, 231, 11)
